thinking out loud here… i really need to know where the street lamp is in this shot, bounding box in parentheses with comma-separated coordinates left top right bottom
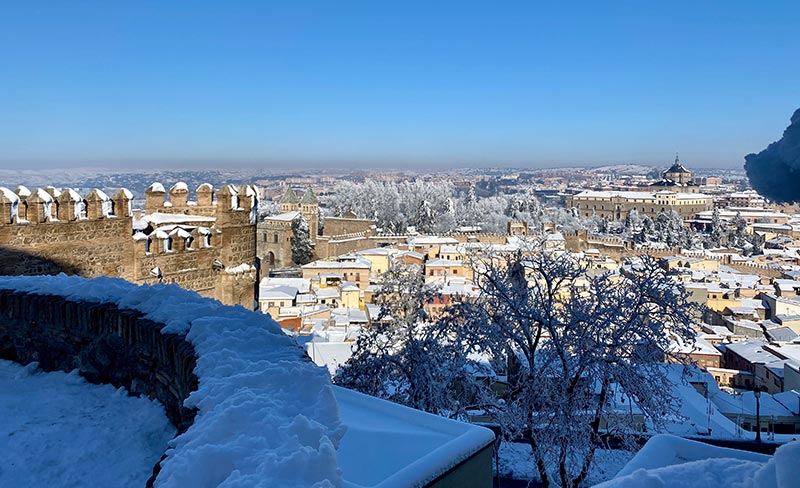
(754, 386, 763, 443)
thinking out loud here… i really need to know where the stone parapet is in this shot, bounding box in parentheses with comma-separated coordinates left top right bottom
(0, 289, 198, 431)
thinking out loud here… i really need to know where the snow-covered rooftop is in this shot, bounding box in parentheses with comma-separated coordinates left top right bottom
(334, 386, 495, 488)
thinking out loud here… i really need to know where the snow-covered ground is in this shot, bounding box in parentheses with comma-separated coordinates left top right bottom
(497, 442, 633, 486)
(0, 359, 175, 488)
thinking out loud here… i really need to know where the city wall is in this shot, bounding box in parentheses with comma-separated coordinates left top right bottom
(0, 184, 258, 308)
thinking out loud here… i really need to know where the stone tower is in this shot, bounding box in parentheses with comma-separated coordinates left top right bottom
(279, 187, 300, 214)
(299, 187, 319, 242)
(278, 186, 318, 242)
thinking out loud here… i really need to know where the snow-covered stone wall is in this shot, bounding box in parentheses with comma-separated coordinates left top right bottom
(0, 275, 344, 488)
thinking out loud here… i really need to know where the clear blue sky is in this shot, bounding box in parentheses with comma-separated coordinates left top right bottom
(1, 1, 798, 170)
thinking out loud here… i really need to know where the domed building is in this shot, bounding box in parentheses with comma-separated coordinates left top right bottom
(649, 154, 701, 193)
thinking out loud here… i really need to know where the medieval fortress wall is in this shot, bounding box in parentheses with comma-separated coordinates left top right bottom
(0, 182, 258, 308)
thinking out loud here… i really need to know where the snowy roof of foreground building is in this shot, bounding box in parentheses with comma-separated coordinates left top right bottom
(0, 275, 342, 487)
(334, 386, 495, 488)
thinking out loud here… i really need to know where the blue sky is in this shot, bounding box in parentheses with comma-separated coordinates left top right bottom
(1, 1, 798, 170)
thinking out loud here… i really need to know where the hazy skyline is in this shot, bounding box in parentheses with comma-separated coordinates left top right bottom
(1, 1, 799, 170)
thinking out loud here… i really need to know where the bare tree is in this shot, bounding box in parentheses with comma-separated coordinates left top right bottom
(443, 250, 698, 488)
(334, 264, 490, 417)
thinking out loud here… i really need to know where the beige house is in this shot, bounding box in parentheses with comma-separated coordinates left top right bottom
(302, 255, 372, 290)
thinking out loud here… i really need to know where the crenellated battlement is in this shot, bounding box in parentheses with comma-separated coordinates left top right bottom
(0, 185, 133, 225)
(143, 182, 259, 221)
(0, 182, 258, 308)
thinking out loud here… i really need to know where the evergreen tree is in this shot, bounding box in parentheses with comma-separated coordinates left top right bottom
(290, 215, 314, 265)
(707, 208, 726, 248)
(414, 199, 435, 234)
(624, 209, 641, 233)
(635, 216, 654, 244)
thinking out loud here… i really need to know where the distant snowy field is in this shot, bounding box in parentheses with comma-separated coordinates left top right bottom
(0, 360, 175, 488)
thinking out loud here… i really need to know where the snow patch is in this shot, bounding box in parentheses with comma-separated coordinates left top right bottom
(0, 359, 175, 488)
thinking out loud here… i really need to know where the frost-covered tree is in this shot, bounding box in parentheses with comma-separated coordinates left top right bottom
(624, 209, 641, 233)
(334, 265, 489, 417)
(290, 215, 314, 265)
(505, 190, 545, 233)
(635, 216, 655, 243)
(414, 199, 435, 234)
(706, 208, 727, 248)
(257, 199, 280, 221)
(654, 210, 693, 248)
(443, 251, 698, 488)
(727, 212, 748, 248)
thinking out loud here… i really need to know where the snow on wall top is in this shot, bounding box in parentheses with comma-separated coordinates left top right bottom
(0, 274, 345, 488)
(0, 187, 20, 203)
(148, 182, 166, 193)
(170, 182, 189, 193)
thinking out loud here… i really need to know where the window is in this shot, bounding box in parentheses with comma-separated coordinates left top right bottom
(274, 233, 279, 243)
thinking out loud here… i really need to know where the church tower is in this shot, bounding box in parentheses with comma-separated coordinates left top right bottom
(299, 187, 319, 242)
(279, 186, 300, 213)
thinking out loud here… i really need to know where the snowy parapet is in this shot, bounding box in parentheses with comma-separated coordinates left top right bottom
(0, 275, 345, 488)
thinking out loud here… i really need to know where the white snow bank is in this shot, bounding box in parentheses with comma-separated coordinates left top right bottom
(595, 434, 799, 488)
(0, 275, 345, 488)
(0, 359, 175, 488)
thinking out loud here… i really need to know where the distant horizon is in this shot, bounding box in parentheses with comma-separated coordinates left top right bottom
(2, 2, 798, 170)
(0, 158, 746, 174)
